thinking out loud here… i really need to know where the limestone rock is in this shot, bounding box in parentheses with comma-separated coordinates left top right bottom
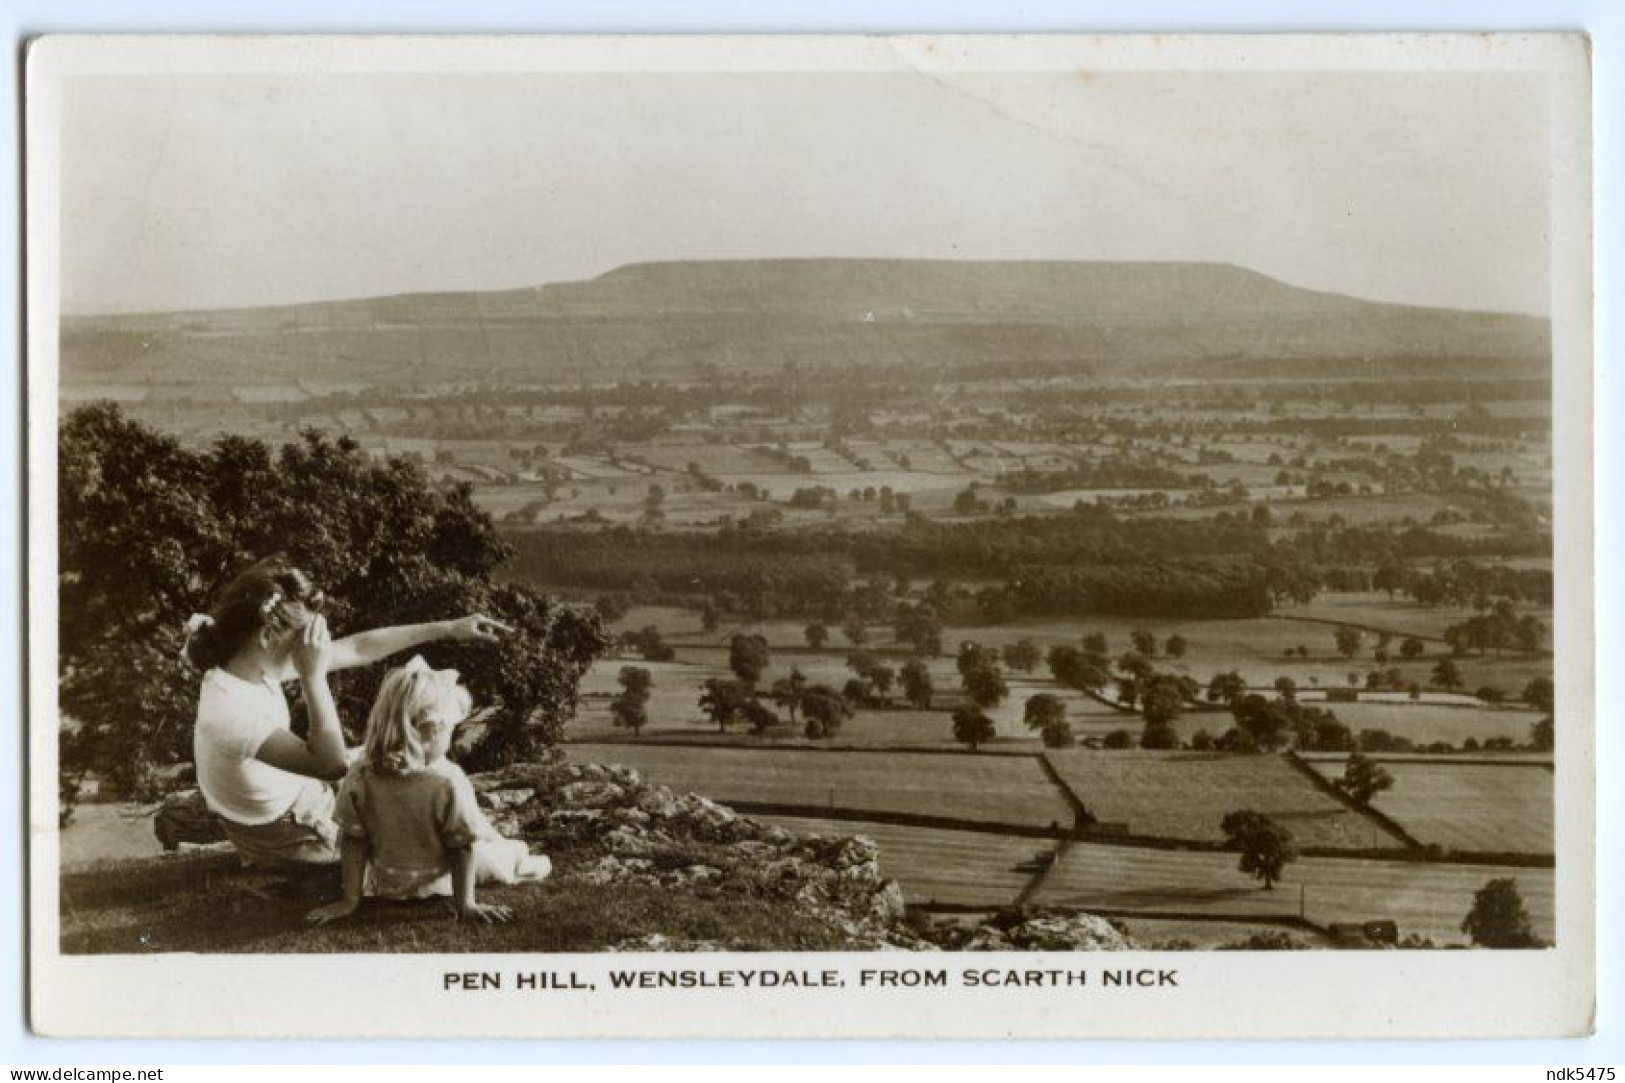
(478, 787, 536, 812)
(1004, 911, 1132, 951)
(555, 779, 626, 809)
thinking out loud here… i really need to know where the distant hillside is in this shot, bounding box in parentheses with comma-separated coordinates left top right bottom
(60, 260, 1550, 387)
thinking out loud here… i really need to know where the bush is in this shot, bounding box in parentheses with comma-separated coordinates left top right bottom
(1217, 930, 1310, 951)
(1039, 720, 1076, 748)
(1140, 720, 1179, 750)
(56, 406, 606, 818)
(1462, 878, 1541, 948)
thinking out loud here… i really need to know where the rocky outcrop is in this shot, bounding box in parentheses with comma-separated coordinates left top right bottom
(471, 755, 921, 950)
(155, 748, 1134, 952)
(928, 910, 1132, 952)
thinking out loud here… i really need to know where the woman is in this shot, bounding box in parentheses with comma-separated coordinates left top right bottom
(183, 558, 510, 867)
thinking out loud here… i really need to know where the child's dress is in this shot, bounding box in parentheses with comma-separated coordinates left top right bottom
(333, 759, 549, 899)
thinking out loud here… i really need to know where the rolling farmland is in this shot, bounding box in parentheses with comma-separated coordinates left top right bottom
(1044, 750, 1406, 851)
(68, 257, 1558, 950)
(1034, 842, 1555, 946)
(570, 743, 1075, 829)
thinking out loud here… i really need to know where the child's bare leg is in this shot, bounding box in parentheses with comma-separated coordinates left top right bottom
(451, 846, 512, 923)
(472, 837, 550, 884)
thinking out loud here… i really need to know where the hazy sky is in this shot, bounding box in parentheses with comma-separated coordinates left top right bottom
(60, 69, 1551, 315)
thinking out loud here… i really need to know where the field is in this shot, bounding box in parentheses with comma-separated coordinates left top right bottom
(1279, 592, 1553, 642)
(1319, 702, 1543, 748)
(1301, 759, 1553, 855)
(569, 743, 1075, 829)
(1043, 750, 1403, 851)
(574, 605, 1544, 750)
(1034, 842, 1555, 946)
(759, 815, 1043, 908)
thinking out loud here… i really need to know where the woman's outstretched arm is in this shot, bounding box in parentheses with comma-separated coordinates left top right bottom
(327, 615, 513, 672)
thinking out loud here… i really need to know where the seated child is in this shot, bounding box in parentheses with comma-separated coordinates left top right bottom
(306, 656, 550, 925)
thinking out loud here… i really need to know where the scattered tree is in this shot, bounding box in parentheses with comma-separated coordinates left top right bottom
(900, 659, 934, 709)
(1141, 720, 1180, 750)
(1334, 626, 1363, 660)
(1531, 717, 1554, 751)
(1139, 675, 1185, 726)
(1164, 634, 1188, 659)
(1040, 720, 1076, 748)
(728, 633, 771, 687)
(625, 625, 675, 662)
(611, 666, 653, 735)
(1523, 676, 1554, 714)
(1462, 878, 1539, 948)
(740, 698, 780, 736)
(894, 604, 944, 656)
(1338, 752, 1395, 807)
(803, 622, 829, 650)
(951, 705, 997, 752)
(1206, 671, 1247, 706)
(1023, 693, 1066, 735)
(801, 684, 851, 739)
(1002, 638, 1041, 673)
(1220, 810, 1298, 890)
(1231, 694, 1289, 752)
(961, 659, 1010, 709)
(770, 667, 811, 727)
(1432, 658, 1463, 691)
(698, 677, 749, 731)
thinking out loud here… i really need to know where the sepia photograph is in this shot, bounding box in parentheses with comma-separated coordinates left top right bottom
(24, 34, 1594, 1039)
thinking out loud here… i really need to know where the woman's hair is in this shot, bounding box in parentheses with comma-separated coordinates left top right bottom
(363, 657, 473, 776)
(183, 556, 326, 671)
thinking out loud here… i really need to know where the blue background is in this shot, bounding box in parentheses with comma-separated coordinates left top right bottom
(1, 0, 1617, 1065)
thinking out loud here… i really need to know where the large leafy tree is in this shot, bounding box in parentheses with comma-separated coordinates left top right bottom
(1462, 878, 1539, 948)
(1220, 809, 1298, 890)
(1338, 752, 1395, 807)
(57, 405, 606, 811)
(727, 633, 770, 687)
(951, 705, 996, 753)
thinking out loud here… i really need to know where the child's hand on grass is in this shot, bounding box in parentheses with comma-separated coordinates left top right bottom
(305, 898, 360, 925)
(456, 901, 514, 924)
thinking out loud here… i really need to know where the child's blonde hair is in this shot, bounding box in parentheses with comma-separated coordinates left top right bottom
(363, 656, 473, 775)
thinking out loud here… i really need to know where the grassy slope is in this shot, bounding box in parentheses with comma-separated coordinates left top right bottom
(59, 851, 858, 955)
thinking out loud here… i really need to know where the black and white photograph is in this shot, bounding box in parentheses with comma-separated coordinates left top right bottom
(24, 34, 1594, 1039)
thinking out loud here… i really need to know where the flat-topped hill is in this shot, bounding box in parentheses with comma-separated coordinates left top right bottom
(62, 259, 1549, 386)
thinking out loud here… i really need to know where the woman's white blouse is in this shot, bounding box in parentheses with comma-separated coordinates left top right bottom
(193, 668, 321, 825)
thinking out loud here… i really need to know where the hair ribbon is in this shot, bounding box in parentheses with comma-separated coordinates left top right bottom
(180, 613, 214, 661)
